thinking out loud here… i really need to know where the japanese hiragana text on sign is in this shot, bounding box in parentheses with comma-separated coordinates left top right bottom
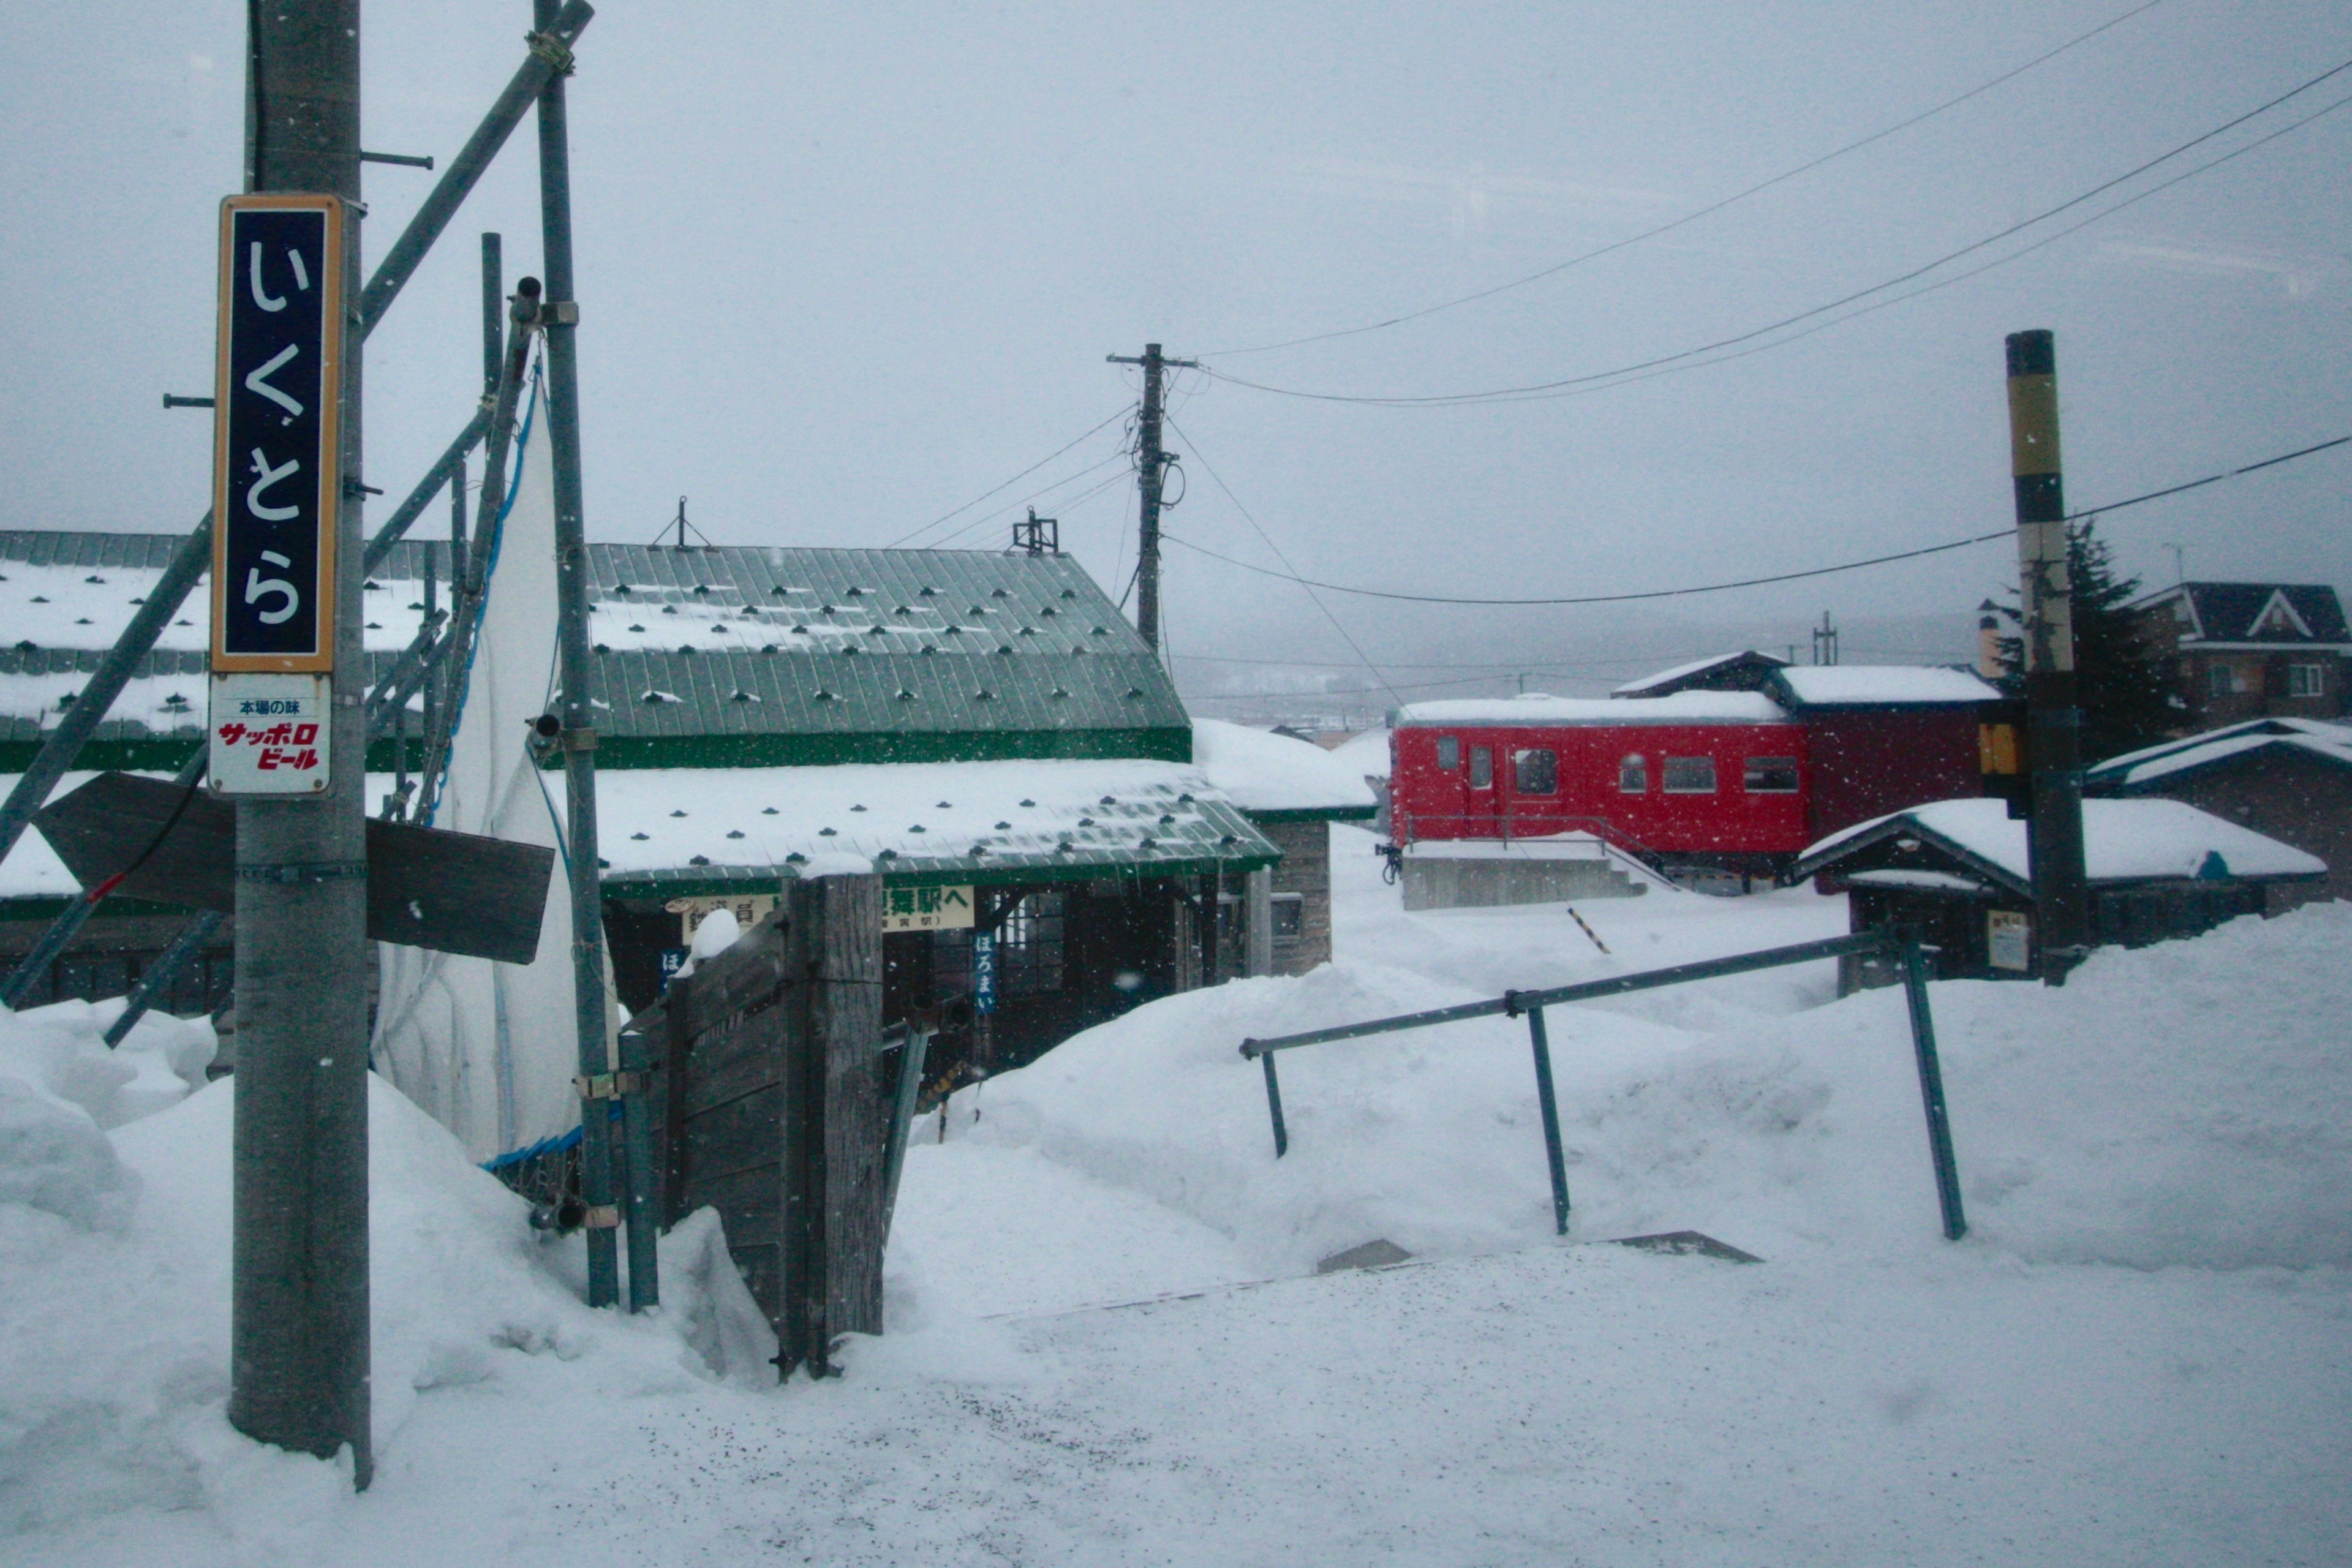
(971, 930, 997, 1013)
(880, 884, 974, 933)
(211, 195, 344, 674)
(208, 673, 331, 794)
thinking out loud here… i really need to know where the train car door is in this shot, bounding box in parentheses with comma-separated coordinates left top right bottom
(1464, 737, 1501, 835)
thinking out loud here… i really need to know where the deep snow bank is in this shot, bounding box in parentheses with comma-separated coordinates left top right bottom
(0, 1050, 774, 1538)
(945, 903, 2352, 1276)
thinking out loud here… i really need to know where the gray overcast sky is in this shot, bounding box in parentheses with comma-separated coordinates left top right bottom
(4, 1, 2346, 699)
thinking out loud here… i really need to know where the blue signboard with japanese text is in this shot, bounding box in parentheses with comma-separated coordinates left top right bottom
(210, 195, 344, 673)
(971, 930, 997, 1015)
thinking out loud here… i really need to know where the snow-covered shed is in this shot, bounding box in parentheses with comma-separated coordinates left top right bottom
(1790, 797, 2324, 988)
(2083, 717, 2352, 908)
(1189, 720, 1377, 975)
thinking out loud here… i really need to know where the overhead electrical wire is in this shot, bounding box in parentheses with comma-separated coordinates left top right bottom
(921, 450, 1134, 551)
(1159, 434, 2350, 608)
(886, 403, 1134, 548)
(1206, 0, 2168, 358)
(1460, 85, 2352, 410)
(1162, 413, 1403, 703)
(1199, 54, 2352, 408)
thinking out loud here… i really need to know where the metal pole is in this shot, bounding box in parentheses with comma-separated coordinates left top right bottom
(1520, 1000, 1572, 1235)
(880, 1023, 935, 1236)
(534, 0, 628, 1312)
(616, 1015, 661, 1311)
(1898, 941, 1967, 1242)
(104, 908, 229, 1047)
(0, 751, 208, 1008)
(415, 284, 538, 826)
(2005, 330, 2090, 984)
(1259, 1049, 1289, 1157)
(481, 233, 504, 397)
(350, 0, 595, 337)
(0, 518, 211, 870)
(231, 0, 371, 1489)
(359, 408, 491, 576)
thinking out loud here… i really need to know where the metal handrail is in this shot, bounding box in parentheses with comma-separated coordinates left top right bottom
(1238, 929, 1966, 1243)
(1393, 810, 1674, 875)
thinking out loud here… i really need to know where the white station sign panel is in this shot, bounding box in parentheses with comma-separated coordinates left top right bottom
(209, 672, 331, 794)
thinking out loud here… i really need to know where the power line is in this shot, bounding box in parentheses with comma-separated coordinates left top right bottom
(1205, 0, 2167, 358)
(1200, 54, 2352, 408)
(922, 451, 1134, 551)
(886, 404, 1135, 548)
(1163, 413, 1403, 703)
(1159, 434, 2350, 607)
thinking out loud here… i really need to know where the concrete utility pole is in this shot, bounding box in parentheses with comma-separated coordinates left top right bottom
(230, 0, 372, 1487)
(2004, 329, 2090, 984)
(1107, 343, 1197, 651)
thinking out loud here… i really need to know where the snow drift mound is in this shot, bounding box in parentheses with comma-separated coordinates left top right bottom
(0, 1052, 774, 1539)
(952, 903, 2352, 1276)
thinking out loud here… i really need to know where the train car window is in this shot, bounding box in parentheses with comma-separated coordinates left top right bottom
(1513, 748, 1558, 795)
(1662, 756, 1717, 793)
(1619, 754, 1647, 793)
(1743, 756, 1800, 793)
(1469, 745, 1493, 788)
(1436, 736, 1460, 770)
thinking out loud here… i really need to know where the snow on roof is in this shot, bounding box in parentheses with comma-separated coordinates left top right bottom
(1772, 666, 2000, 706)
(0, 760, 1280, 902)
(1325, 726, 1393, 777)
(1610, 650, 1784, 696)
(1798, 797, 2324, 886)
(1395, 690, 1788, 726)
(1188, 720, 1376, 816)
(2086, 718, 2352, 790)
(587, 758, 1276, 885)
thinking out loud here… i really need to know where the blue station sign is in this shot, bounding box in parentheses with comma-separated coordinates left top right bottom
(210, 195, 345, 673)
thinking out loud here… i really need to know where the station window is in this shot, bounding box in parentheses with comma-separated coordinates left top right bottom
(1469, 745, 1493, 789)
(1513, 748, 1558, 795)
(1270, 894, 1305, 941)
(1662, 756, 1717, 794)
(2289, 662, 2325, 698)
(1619, 754, 1647, 793)
(2208, 664, 2238, 698)
(1436, 736, 1460, 770)
(1743, 756, 1800, 793)
(931, 891, 1065, 998)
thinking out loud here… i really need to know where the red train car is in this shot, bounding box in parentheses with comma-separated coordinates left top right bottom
(1388, 692, 1812, 875)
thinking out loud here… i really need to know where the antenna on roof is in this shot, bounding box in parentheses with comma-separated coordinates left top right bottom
(654, 496, 714, 550)
(1014, 507, 1060, 556)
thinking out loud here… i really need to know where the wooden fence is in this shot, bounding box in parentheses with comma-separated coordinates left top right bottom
(622, 873, 919, 1378)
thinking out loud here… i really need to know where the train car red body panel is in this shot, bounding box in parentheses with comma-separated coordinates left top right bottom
(1389, 692, 1812, 865)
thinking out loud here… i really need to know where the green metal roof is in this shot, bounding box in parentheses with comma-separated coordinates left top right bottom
(0, 532, 1192, 769)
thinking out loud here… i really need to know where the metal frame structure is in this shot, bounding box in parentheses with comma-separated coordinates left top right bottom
(1239, 930, 1967, 1243)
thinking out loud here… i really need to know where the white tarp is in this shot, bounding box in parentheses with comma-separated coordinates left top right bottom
(372, 375, 605, 1162)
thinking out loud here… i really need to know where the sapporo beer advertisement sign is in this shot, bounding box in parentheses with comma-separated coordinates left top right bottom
(211, 195, 344, 673)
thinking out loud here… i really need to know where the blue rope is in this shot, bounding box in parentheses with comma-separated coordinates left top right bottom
(421, 363, 545, 829)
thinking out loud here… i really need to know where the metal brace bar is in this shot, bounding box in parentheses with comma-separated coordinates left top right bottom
(1521, 1001, 1572, 1235)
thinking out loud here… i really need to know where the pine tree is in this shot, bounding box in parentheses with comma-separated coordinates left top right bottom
(1997, 518, 2181, 763)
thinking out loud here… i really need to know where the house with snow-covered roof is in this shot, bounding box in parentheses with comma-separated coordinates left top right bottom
(2130, 581, 2351, 729)
(0, 529, 1332, 1084)
(1790, 797, 2324, 989)
(2083, 716, 2352, 908)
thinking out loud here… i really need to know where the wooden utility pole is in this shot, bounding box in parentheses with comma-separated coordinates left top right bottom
(1107, 342, 1197, 650)
(228, 0, 372, 1487)
(2005, 329, 2090, 983)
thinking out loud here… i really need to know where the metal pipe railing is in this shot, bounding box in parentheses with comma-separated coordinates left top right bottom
(1240, 930, 1967, 1242)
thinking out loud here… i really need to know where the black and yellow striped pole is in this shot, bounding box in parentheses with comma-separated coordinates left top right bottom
(2005, 330, 2090, 982)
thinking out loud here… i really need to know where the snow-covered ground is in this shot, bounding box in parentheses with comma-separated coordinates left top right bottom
(3, 824, 2348, 1564)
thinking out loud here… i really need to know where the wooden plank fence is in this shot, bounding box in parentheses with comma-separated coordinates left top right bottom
(622, 873, 914, 1378)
